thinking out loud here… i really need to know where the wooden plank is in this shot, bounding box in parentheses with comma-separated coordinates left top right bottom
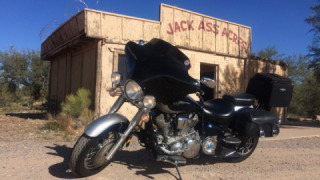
(216, 20, 228, 54)
(112, 52, 119, 72)
(49, 58, 59, 109)
(57, 55, 67, 106)
(101, 14, 122, 39)
(86, 11, 101, 37)
(160, 5, 174, 43)
(68, 17, 79, 38)
(123, 18, 143, 41)
(76, 11, 85, 34)
(65, 52, 72, 95)
(239, 27, 251, 58)
(95, 41, 103, 116)
(64, 22, 74, 40)
(173, 8, 190, 47)
(202, 17, 216, 52)
(52, 31, 63, 47)
(82, 47, 97, 107)
(143, 22, 160, 41)
(228, 24, 239, 56)
(189, 14, 203, 50)
(59, 25, 69, 42)
(71, 53, 82, 94)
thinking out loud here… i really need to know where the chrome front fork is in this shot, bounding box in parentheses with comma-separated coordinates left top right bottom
(108, 94, 126, 114)
(106, 107, 148, 161)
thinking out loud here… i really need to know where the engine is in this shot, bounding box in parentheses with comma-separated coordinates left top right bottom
(153, 112, 201, 158)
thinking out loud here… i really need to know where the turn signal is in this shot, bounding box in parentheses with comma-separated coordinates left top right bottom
(141, 113, 150, 123)
(109, 88, 117, 97)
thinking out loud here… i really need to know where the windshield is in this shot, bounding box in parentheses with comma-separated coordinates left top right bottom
(125, 38, 199, 104)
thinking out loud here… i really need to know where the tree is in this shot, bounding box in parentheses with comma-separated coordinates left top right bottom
(24, 50, 50, 107)
(257, 46, 284, 60)
(0, 47, 50, 108)
(283, 55, 310, 116)
(306, 1, 320, 81)
(0, 47, 29, 90)
(300, 73, 320, 116)
(284, 55, 309, 83)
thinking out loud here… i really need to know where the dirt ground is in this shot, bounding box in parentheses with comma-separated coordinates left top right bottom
(0, 114, 320, 180)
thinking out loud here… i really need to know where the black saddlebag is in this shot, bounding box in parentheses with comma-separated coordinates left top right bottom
(246, 73, 293, 107)
(231, 109, 280, 137)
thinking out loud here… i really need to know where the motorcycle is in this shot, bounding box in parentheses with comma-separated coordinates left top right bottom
(69, 38, 292, 178)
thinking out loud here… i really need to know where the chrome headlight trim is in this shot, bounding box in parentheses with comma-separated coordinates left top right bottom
(111, 72, 122, 85)
(143, 95, 156, 109)
(124, 80, 143, 101)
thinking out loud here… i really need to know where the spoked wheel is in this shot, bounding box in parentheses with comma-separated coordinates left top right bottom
(227, 136, 259, 162)
(69, 131, 119, 177)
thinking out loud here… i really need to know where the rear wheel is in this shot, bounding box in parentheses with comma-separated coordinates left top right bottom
(69, 131, 119, 177)
(227, 136, 259, 162)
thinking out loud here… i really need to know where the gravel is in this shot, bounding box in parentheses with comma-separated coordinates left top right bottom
(0, 115, 320, 180)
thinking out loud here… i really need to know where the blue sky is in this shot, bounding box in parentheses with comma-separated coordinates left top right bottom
(0, 0, 316, 57)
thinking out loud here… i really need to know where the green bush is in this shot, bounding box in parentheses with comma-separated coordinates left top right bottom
(61, 88, 91, 118)
(60, 88, 94, 127)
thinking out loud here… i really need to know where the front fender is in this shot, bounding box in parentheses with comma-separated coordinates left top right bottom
(84, 113, 129, 138)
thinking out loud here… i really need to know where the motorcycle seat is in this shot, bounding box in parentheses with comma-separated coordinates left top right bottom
(203, 99, 234, 124)
(223, 93, 255, 106)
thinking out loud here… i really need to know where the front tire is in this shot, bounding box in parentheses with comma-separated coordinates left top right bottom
(69, 131, 119, 177)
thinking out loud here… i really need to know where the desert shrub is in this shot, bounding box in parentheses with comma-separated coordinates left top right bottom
(78, 108, 94, 127)
(61, 88, 93, 127)
(43, 88, 94, 134)
(42, 113, 74, 132)
(61, 88, 91, 118)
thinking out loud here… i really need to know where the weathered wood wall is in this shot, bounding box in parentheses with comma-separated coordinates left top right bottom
(48, 40, 97, 111)
(85, 10, 160, 42)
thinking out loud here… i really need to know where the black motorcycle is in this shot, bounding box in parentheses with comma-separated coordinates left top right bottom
(69, 38, 293, 178)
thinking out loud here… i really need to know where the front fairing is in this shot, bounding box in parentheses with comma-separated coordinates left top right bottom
(125, 39, 199, 104)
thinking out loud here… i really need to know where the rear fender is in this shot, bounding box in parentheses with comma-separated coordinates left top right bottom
(84, 113, 129, 138)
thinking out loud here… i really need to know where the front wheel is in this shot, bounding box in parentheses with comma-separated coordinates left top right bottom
(227, 136, 259, 162)
(69, 131, 119, 177)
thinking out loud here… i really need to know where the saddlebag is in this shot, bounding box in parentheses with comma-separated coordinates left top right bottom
(246, 73, 293, 107)
(232, 109, 280, 137)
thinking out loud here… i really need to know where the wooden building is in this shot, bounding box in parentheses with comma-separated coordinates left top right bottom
(41, 4, 288, 119)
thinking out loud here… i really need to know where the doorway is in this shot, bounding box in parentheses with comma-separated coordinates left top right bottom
(200, 63, 218, 101)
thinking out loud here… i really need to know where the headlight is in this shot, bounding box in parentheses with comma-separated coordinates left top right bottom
(143, 95, 156, 109)
(124, 80, 143, 101)
(111, 72, 122, 85)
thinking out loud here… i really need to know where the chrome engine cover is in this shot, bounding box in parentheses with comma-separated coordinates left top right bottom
(202, 136, 218, 155)
(183, 137, 201, 158)
(154, 112, 201, 158)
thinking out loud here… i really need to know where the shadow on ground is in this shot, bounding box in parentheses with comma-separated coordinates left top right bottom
(45, 143, 224, 179)
(112, 149, 225, 180)
(5, 112, 47, 120)
(46, 144, 76, 179)
(281, 119, 320, 128)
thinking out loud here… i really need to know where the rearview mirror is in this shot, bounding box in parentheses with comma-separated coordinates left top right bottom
(200, 77, 216, 88)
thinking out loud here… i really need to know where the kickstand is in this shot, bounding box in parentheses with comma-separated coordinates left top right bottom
(156, 155, 185, 180)
(175, 163, 182, 180)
